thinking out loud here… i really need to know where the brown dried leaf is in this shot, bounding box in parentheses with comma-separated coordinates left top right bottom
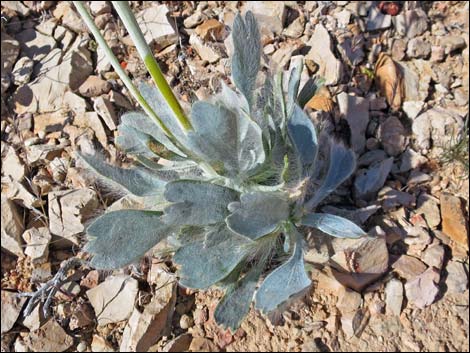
(306, 86, 334, 112)
(374, 53, 404, 111)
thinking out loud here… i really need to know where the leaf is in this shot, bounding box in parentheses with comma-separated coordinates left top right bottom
(138, 83, 191, 143)
(214, 265, 264, 331)
(120, 111, 185, 157)
(78, 153, 165, 197)
(305, 142, 356, 210)
(299, 213, 366, 238)
(231, 11, 261, 108)
(374, 53, 403, 111)
(226, 192, 289, 239)
(163, 180, 239, 226)
(286, 57, 303, 115)
(287, 105, 318, 177)
(85, 210, 171, 269)
(255, 232, 311, 313)
(187, 100, 265, 177)
(173, 226, 253, 289)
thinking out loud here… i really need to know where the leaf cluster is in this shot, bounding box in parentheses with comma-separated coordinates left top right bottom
(82, 12, 364, 330)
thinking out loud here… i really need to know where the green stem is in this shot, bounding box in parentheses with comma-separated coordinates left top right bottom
(72, 1, 175, 139)
(112, 1, 193, 132)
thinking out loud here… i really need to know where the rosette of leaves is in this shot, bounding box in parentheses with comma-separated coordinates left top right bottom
(81, 12, 365, 331)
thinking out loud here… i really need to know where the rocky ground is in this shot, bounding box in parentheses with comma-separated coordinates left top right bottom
(1, 1, 469, 352)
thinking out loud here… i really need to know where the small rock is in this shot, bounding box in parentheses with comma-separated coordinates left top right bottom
(1, 196, 24, 257)
(399, 147, 427, 173)
(93, 95, 118, 131)
(405, 267, 440, 309)
(24, 319, 73, 352)
(1, 291, 26, 334)
(378, 116, 407, 156)
(385, 279, 403, 316)
(53, 1, 86, 33)
(378, 187, 415, 211)
(440, 193, 468, 249)
(357, 149, 388, 167)
(189, 34, 221, 63)
(404, 226, 432, 255)
(69, 303, 95, 330)
(366, 6, 391, 31)
(354, 158, 394, 201)
(162, 333, 193, 352)
(77, 341, 88, 352)
(402, 101, 424, 119)
(26, 142, 67, 166)
(91, 335, 115, 352)
(412, 108, 464, 152)
(184, 12, 205, 28)
(445, 261, 468, 294)
(21, 303, 44, 331)
(306, 24, 342, 85)
(284, 14, 305, 39)
(422, 243, 445, 269)
(78, 75, 111, 97)
(87, 275, 138, 326)
(74, 112, 108, 148)
(331, 237, 389, 292)
(189, 337, 219, 352)
(136, 5, 177, 51)
(48, 188, 99, 247)
(33, 111, 69, 135)
(439, 36, 466, 54)
(395, 9, 428, 38)
(12, 56, 34, 86)
(416, 193, 441, 229)
(22, 227, 51, 264)
(15, 29, 56, 61)
(120, 279, 176, 351)
(337, 93, 369, 154)
(406, 37, 431, 59)
(430, 45, 445, 63)
(1, 143, 25, 181)
(391, 38, 407, 61)
(392, 255, 427, 280)
(242, 1, 286, 35)
(89, 1, 111, 16)
(179, 314, 194, 330)
(195, 19, 226, 41)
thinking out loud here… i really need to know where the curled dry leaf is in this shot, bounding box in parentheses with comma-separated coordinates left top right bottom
(374, 53, 404, 111)
(306, 86, 334, 112)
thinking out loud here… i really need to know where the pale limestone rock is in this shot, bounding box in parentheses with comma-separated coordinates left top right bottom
(1, 290, 26, 334)
(87, 275, 139, 326)
(1, 196, 24, 257)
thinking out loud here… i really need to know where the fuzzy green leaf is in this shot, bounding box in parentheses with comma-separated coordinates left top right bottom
(232, 11, 261, 108)
(214, 265, 263, 331)
(306, 143, 356, 210)
(188, 100, 265, 177)
(300, 213, 366, 238)
(163, 180, 239, 226)
(287, 105, 318, 177)
(85, 210, 171, 269)
(173, 226, 253, 289)
(226, 192, 289, 239)
(255, 232, 311, 313)
(120, 111, 185, 157)
(79, 153, 165, 197)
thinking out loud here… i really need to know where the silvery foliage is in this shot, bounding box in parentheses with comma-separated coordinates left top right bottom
(81, 12, 365, 331)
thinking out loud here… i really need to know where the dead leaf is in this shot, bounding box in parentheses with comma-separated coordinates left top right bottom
(306, 86, 334, 112)
(374, 53, 404, 111)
